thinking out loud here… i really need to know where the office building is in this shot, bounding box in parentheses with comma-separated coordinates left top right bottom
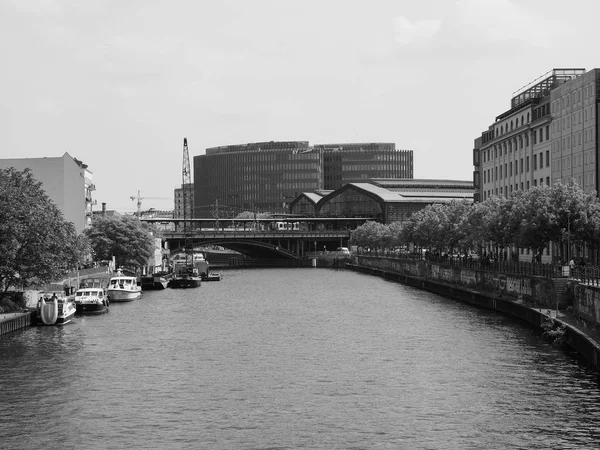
(316, 143, 413, 190)
(193, 141, 413, 216)
(474, 68, 600, 202)
(473, 68, 600, 262)
(174, 183, 194, 220)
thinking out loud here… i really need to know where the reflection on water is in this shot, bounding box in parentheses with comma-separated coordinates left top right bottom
(1, 268, 599, 449)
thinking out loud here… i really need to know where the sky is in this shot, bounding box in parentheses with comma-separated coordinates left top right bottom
(2, 0, 599, 213)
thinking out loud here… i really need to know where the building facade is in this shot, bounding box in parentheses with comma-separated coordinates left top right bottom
(174, 183, 194, 220)
(0, 152, 94, 233)
(473, 68, 600, 262)
(290, 179, 473, 224)
(193, 141, 414, 217)
(474, 69, 586, 202)
(315, 143, 413, 190)
(550, 69, 600, 191)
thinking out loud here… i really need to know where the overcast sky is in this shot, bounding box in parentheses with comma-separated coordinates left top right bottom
(2, 0, 599, 212)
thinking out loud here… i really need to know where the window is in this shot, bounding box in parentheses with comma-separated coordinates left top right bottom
(545, 126, 549, 140)
(526, 156, 529, 171)
(533, 131, 537, 145)
(533, 154, 537, 170)
(546, 150, 549, 167)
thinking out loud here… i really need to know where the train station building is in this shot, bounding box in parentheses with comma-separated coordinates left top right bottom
(290, 179, 474, 224)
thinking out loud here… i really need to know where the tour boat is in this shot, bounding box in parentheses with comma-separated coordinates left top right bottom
(106, 270, 142, 302)
(73, 287, 109, 315)
(37, 293, 76, 326)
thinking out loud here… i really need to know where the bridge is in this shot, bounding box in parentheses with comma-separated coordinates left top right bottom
(141, 217, 369, 262)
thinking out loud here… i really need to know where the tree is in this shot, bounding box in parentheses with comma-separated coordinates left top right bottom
(85, 215, 155, 270)
(0, 168, 85, 301)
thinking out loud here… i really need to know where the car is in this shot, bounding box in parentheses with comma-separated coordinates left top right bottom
(336, 247, 351, 256)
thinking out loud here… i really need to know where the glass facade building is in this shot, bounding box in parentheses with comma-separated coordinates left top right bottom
(193, 141, 414, 216)
(317, 143, 413, 190)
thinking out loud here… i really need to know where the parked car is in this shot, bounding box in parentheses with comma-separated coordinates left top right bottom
(336, 247, 351, 256)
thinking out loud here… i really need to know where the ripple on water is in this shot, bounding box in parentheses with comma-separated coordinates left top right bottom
(1, 268, 599, 449)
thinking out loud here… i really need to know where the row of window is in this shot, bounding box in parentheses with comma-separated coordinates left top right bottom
(553, 106, 595, 130)
(551, 82, 596, 114)
(496, 112, 531, 137)
(483, 151, 551, 183)
(551, 130, 596, 152)
(552, 151, 596, 171)
(483, 177, 550, 199)
(482, 126, 550, 163)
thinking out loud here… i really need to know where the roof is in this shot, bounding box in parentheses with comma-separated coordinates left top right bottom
(370, 178, 473, 189)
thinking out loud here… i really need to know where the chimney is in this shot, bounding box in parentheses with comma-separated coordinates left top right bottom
(102, 202, 106, 216)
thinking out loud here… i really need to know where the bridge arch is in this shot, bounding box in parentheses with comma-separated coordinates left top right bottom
(173, 239, 302, 260)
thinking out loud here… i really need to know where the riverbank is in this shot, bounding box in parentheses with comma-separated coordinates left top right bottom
(347, 261, 600, 374)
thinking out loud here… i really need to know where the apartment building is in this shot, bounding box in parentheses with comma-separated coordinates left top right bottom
(0, 152, 95, 233)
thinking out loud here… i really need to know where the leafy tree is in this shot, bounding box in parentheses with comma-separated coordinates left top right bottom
(235, 211, 272, 220)
(0, 168, 85, 301)
(440, 200, 472, 253)
(85, 215, 154, 270)
(349, 221, 387, 249)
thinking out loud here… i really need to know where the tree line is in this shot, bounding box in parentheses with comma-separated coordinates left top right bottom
(350, 181, 600, 264)
(1, 168, 155, 305)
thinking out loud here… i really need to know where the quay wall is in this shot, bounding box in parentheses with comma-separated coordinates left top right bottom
(0, 312, 35, 337)
(354, 255, 562, 308)
(350, 256, 600, 373)
(573, 284, 600, 327)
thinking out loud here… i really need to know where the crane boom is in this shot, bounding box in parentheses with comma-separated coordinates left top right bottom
(130, 190, 170, 216)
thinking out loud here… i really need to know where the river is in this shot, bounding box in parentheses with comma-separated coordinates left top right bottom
(1, 268, 599, 449)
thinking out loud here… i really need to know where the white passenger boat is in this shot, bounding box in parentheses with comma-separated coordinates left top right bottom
(37, 292, 76, 326)
(106, 270, 142, 302)
(74, 287, 109, 315)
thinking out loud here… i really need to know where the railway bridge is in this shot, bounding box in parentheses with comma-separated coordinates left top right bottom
(142, 217, 369, 262)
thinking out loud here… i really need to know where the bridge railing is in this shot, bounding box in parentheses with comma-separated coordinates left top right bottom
(162, 230, 350, 239)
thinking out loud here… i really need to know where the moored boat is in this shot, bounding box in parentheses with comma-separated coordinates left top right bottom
(37, 292, 76, 326)
(107, 270, 142, 302)
(169, 266, 202, 289)
(73, 287, 109, 315)
(140, 271, 171, 290)
(204, 272, 222, 282)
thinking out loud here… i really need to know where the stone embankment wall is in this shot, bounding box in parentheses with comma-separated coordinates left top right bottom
(573, 284, 600, 327)
(355, 255, 562, 308)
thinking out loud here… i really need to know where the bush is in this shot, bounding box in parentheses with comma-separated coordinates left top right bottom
(542, 316, 567, 346)
(0, 292, 26, 313)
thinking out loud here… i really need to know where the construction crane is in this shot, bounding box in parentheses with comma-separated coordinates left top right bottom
(130, 190, 170, 217)
(181, 137, 193, 251)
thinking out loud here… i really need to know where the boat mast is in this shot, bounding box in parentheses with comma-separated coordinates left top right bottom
(182, 137, 193, 267)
